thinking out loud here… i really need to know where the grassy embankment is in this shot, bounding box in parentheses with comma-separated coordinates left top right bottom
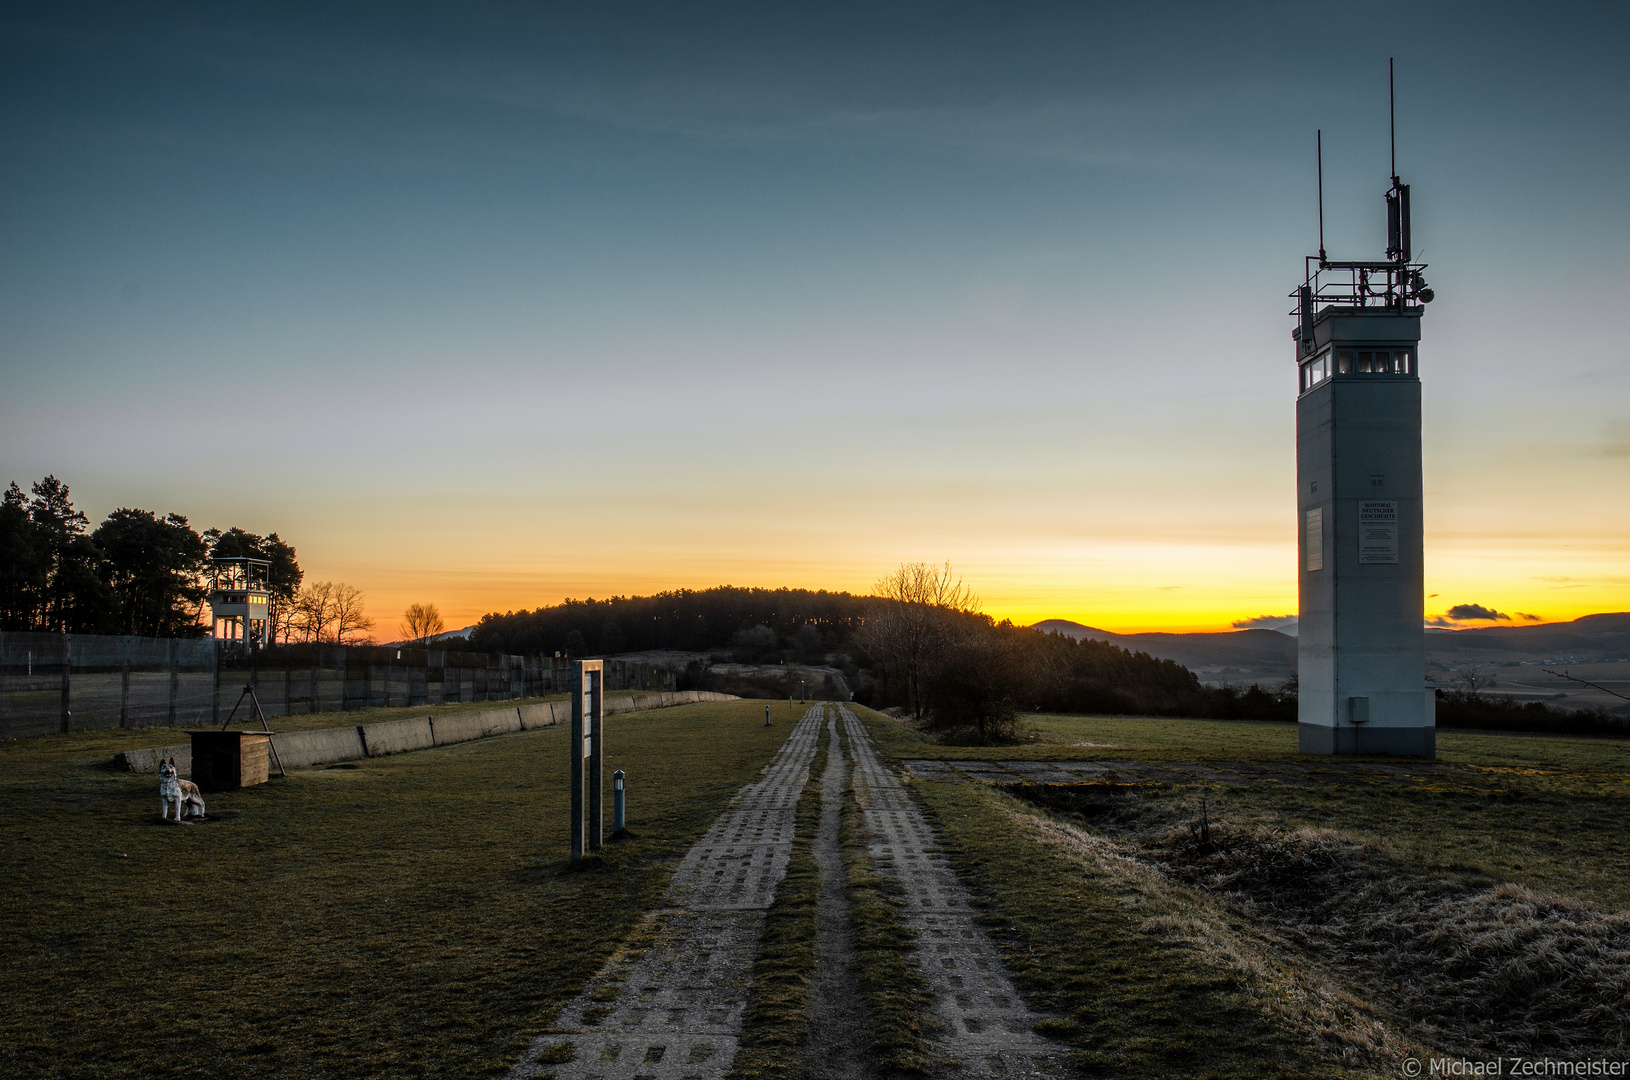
(0, 698, 804, 1080)
(853, 708, 1630, 1078)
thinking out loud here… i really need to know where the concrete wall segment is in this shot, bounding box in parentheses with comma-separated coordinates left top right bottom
(114, 743, 192, 774)
(271, 726, 367, 769)
(115, 692, 740, 773)
(360, 717, 434, 757)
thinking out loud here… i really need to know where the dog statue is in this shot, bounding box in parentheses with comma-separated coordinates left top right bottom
(158, 758, 207, 822)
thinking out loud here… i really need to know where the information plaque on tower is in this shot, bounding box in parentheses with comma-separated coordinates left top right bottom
(1357, 501, 1399, 564)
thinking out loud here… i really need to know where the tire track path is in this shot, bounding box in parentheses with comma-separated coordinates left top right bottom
(506, 705, 826, 1080)
(838, 705, 1065, 1078)
(800, 707, 880, 1080)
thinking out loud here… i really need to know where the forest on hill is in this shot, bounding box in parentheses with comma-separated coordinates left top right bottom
(467, 571, 1298, 741)
(469, 586, 871, 658)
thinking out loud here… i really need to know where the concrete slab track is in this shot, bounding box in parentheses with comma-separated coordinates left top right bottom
(505, 705, 825, 1080)
(840, 706, 1065, 1077)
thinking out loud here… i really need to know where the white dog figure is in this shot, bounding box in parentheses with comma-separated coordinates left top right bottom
(158, 758, 206, 822)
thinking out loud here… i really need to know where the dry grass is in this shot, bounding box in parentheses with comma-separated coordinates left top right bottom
(838, 737, 933, 1075)
(730, 712, 828, 1079)
(0, 698, 806, 1079)
(1017, 807, 1418, 1072)
(1144, 813, 1630, 1057)
(1007, 781, 1630, 1063)
(857, 707, 1630, 1075)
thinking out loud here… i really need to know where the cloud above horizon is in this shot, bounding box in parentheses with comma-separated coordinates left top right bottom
(1447, 603, 1510, 622)
(1232, 614, 1296, 629)
(1425, 603, 1538, 628)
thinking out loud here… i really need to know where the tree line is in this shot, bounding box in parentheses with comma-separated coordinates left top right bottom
(466, 565, 1297, 742)
(469, 586, 873, 657)
(0, 475, 376, 643)
(854, 563, 1298, 742)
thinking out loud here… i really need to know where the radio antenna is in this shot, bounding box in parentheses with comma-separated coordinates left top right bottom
(1317, 129, 1326, 264)
(1389, 57, 1397, 182)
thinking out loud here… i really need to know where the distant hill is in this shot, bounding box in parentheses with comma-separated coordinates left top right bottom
(1029, 613, 1630, 691)
(1031, 620, 1297, 686)
(1423, 612, 1630, 665)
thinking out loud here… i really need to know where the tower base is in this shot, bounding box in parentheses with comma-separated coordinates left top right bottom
(1299, 723, 1435, 758)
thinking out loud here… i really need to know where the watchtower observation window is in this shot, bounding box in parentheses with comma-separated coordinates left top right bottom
(1335, 348, 1412, 375)
(1300, 350, 1330, 393)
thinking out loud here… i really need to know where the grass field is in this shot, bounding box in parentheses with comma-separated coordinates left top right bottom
(0, 698, 804, 1080)
(855, 708, 1630, 1077)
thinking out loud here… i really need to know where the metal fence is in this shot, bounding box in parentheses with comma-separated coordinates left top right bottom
(0, 632, 677, 740)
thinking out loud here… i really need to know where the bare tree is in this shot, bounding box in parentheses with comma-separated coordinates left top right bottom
(288, 580, 373, 644)
(400, 602, 445, 645)
(1455, 667, 1496, 698)
(331, 583, 374, 644)
(860, 562, 979, 718)
(291, 581, 335, 643)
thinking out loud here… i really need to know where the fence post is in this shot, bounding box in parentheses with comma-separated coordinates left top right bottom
(310, 653, 319, 714)
(166, 638, 178, 726)
(212, 639, 221, 725)
(60, 634, 71, 733)
(120, 660, 130, 728)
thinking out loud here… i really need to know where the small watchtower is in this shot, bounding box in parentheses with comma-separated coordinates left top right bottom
(1291, 63, 1436, 756)
(209, 556, 272, 652)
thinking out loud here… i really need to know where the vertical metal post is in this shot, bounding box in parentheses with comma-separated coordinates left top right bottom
(613, 769, 625, 833)
(212, 640, 221, 725)
(570, 676, 584, 861)
(167, 638, 178, 726)
(60, 634, 71, 733)
(120, 660, 130, 728)
(588, 664, 604, 852)
(570, 659, 605, 861)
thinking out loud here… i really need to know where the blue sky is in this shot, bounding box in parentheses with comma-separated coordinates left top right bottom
(4, 2, 1627, 631)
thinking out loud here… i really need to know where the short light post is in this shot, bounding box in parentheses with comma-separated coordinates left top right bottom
(764, 704, 771, 727)
(613, 769, 625, 834)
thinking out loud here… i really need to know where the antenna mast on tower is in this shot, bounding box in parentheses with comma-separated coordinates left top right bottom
(1385, 57, 1410, 263)
(1317, 130, 1326, 264)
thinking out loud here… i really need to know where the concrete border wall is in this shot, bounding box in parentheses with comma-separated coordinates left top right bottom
(358, 717, 434, 757)
(114, 691, 739, 774)
(272, 726, 367, 769)
(116, 743, 192, 774)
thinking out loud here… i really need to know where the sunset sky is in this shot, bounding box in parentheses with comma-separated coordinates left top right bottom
(4, 3, 1627, 636)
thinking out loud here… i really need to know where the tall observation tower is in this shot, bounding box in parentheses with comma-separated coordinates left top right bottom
(1292, 69, 1436, 756)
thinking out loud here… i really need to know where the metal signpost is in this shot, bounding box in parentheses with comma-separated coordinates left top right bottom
(570, 659, 605, 861)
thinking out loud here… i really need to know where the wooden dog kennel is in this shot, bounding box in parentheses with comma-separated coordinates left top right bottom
(187, 730, 273, 792)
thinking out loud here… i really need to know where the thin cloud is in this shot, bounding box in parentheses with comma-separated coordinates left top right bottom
(1232, 614, 1296, 629)
(1517, 612, 1544, 622)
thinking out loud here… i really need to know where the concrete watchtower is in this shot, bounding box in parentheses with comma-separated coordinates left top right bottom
(1292, 75, 1436, 756)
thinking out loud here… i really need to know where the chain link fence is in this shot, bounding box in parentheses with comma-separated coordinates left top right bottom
(0, 632, 677, 740)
